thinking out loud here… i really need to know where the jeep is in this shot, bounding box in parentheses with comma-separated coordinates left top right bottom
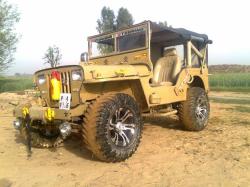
(13, 21, 212, 162)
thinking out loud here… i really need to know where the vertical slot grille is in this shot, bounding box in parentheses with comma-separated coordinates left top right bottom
(60, 71, 71, 93)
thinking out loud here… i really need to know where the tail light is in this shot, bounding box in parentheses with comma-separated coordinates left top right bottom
(50, 71, 61, 100)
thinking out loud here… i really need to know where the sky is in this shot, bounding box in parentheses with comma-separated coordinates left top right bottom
(5, 0, 250, 75)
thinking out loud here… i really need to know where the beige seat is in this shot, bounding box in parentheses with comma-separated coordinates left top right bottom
(151, 48, 182, 87)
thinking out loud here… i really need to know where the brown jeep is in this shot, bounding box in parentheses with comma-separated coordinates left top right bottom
(13, 21, 212, 162)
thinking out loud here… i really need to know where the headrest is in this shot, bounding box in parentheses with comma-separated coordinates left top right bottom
(163, 48, 177, 56)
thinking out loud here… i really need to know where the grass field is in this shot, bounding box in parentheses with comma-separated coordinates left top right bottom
(0, 76, 33, 93)
(0, 72, 250, 93)
(209, 73, 250, 92)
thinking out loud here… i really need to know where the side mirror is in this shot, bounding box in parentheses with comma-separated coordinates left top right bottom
(80, 52, 88, 62)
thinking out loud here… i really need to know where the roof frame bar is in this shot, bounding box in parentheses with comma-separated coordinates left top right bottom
(187, 41, 206, 67)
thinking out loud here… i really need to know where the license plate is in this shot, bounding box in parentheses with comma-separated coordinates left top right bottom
(59, 93, 71, 110)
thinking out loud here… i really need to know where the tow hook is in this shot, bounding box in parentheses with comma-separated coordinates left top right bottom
(25, 116, 32, 157)
(20, 107, 32, 157)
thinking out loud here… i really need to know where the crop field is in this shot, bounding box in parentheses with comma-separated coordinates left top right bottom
(209, 73, 250, 92)
(0, 76, 33, 93)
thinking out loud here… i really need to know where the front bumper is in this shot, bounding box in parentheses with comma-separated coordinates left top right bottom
(13, 104, 87, 122)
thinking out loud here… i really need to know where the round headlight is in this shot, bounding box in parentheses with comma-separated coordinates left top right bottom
(72, 70, 82, 81)
(38, 75, 46, 85)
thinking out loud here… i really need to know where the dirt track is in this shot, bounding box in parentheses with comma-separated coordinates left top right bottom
(0, 92, 250, 187)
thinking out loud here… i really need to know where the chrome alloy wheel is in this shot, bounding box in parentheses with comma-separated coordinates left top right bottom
(195, 96, 208, 121)
(109, 108, 136, 147)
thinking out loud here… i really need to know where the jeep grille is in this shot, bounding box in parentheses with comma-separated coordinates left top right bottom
(35, 65, 83, 108)
(60, 71, 71, 93)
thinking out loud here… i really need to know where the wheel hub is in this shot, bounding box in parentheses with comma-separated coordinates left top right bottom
(114, 121, 135, 133)
(115, 122, 123, 131)
(195, 97, 208, 121)
(109, 108, 136, 147)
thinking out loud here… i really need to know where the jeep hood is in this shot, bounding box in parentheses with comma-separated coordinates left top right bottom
(82, 64, 150, 82)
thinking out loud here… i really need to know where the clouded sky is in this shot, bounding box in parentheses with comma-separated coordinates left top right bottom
(5, 0, 250, 74)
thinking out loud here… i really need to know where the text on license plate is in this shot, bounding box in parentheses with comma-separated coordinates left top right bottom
(59, 93, 71, 110)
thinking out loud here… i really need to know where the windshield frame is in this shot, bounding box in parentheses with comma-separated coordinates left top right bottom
(89, 34, 116, 58)
(88, 22, 149, 59)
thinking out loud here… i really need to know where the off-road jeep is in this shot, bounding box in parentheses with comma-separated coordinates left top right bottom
(13, 21, 212, 162)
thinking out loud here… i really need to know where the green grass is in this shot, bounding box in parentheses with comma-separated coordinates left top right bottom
(232, 106, 250, 113)
(209, 73, 250, 92)
(0, 76, 33, 93)
(210, 97, 250, 105)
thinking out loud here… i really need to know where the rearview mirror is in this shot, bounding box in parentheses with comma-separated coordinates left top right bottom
(80, 52, 88, 62)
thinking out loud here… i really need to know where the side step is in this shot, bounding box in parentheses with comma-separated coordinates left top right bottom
(142, 110, 177, 118)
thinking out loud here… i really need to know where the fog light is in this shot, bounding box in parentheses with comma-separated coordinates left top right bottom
(59, 122, 71, 139)
(13, 119, 21, 130)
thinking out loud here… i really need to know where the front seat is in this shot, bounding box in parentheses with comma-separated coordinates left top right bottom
(151, 48, 182, 87)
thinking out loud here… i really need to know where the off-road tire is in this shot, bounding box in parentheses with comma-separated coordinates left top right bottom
(82, 93, 143, 162)
(178, 87, 210, 131)
(19, 124, 64, 148)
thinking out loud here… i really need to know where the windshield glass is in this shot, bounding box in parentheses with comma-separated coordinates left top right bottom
(90, 35, 115, 57)
(89, 25, 147, 58)
(117, 27, 146, 52)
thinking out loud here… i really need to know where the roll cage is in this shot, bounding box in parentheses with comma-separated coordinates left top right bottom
(87, 21, 212, 68)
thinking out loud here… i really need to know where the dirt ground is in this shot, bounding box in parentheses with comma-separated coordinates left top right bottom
(0, 91, 249, 187)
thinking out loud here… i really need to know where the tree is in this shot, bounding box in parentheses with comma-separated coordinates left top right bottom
(43, 46, 62, 68)
(96, 6, 115, 34)
(96, 6, 134, 33)
(96, 7, 116, 55)
(116, 7, 134, 29)
(158, 21, 168, 27)
(0, 0, 20, 72)
(96, 7, 134, 55)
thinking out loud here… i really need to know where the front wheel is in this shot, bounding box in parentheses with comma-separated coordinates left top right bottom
(178, 87, 210, 131)
(82, 93, 143, 162)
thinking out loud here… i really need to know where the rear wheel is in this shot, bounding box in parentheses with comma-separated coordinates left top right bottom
(82, 93, 143, 162)
(178, 87, 210, 131)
